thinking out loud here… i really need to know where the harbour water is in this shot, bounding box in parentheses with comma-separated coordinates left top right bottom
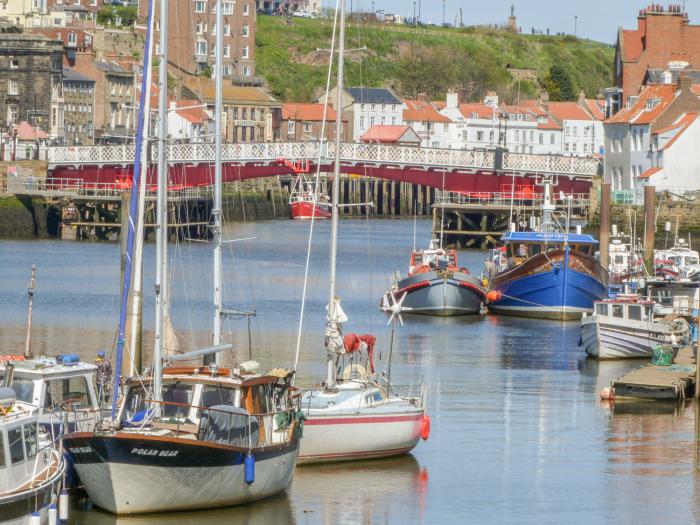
(2, 219, 700, 524)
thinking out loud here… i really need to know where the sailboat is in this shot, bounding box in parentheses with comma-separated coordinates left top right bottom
(484, 179, 608, 320)
(63, 0, 301, 514)
(297, 0, 429, 464)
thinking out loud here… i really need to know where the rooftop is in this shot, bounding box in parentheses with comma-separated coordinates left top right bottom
(346, 87, 402, 105)
(361, 124, 420, 143)
(282, 103, 340, 121)
(605, 83, 678, 125)
(63, 67, 94, 83)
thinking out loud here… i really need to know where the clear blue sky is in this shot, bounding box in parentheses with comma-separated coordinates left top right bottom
(332, 1, 699, 44)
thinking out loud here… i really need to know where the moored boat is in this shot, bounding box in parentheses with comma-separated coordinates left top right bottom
(289, 192, 331, 220)
(381, 240, 485, 316)
(581, 297, 690, 359)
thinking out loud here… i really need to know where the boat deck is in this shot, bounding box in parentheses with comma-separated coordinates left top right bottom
(612, 347, 696, 401)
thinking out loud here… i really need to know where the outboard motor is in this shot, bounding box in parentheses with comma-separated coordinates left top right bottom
(2, 363, 14, 388)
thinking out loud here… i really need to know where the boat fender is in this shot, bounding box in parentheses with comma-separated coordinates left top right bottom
(600, 387, 615, 401)
(244, 453, 255, 484)
(48, 504, 58, 525)
(29, 512, 41, 525)
(485, 291, 501, 303)
(59, 490, 70, 521)
(482, 278, 489, 288)
(420, 414, 431, 441)
(57, 354, 80, 365)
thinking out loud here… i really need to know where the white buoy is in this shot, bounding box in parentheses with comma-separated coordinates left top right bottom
(29, 512, 41, 525)
(49, 504, 58, 525)
(59, 490, 69, 521)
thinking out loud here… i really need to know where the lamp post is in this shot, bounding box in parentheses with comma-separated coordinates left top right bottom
(574, 15, 578, 38)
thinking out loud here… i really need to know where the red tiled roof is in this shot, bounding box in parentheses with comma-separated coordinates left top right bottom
(14, 121, 48, 140)
(282, 103, 339, 122)
(175, 100, 210, 124)
(537, 118, 563, 130)
(458, 103, 494, 119)
(361, 125, 419, 143)
(403, 99, 451, 123)
(546, 101, 594, 121)
(640, 166, 663, 179)
(605, 84, 677, 125)
(584, 99, 605, 120)
(654, 112, 698, 150)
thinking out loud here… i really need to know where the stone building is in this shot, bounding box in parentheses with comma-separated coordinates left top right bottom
(63, 67, 95, 145)
(0, 27, 64, 141)
(72, 52, 135, 143)
(182, 77, 280, 142)
(140, 0, 256, 80)
(614, 4, 700, 105)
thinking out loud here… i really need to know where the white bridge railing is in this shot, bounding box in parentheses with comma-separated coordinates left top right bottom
(47, 142, 600, 177)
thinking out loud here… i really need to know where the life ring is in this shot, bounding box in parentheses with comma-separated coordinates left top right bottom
(420, 414, 431, 440)
(341, 363, 367, 380)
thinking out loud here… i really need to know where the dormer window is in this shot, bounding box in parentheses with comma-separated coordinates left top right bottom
(646, 98, 660, 111)
(471, 112, 478, 118)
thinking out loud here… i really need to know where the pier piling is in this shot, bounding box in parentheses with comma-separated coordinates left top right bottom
(643, 185, 656, 275)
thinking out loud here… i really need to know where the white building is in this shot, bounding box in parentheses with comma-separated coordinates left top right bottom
(402, 98, 453, 148)
(320, 86, 404, 142)
(167, 100, 213, 142)
(546, 101, 604, 157)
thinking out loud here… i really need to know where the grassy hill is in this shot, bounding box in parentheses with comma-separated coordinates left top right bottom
(255, 15, 615, 104)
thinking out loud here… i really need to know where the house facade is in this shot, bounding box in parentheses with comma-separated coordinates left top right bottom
(63, 66, 95, 145)
(281, 103, 348, 142)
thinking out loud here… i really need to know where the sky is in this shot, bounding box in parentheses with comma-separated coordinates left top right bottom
(331, 1, 700, 44)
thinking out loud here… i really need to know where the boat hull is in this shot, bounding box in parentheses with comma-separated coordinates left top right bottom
(298, 410, 423, 464)
(290, 200, 331, 220)
(64, 432, 299, 515)
(386, 271, 485, 316)
(581, 315, 687, 359)
(487, 249, 608, 320)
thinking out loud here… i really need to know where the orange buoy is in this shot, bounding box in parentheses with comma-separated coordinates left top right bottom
(599, 387, 615, 401)
(420, 414, 431, 441)
(485, 290, 501, 303)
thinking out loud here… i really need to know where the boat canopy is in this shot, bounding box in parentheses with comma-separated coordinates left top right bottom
(501, 231, 599, 245)
(198, 405, 258, 448)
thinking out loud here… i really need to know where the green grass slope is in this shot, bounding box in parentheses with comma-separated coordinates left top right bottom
(255, 16, 614, 104)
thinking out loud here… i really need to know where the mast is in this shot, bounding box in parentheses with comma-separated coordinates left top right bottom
(211, 0, 224, 364)
(24, 265, 35, 359)
(153, 0, 169, 405)
(111, 0, 156, 418)
(326, 0, 346, 388)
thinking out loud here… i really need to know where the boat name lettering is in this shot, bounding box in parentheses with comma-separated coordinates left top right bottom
(69, 446, 93, 454)
(131, 448, 179, 457)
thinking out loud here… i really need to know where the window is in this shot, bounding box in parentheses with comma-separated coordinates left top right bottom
(529, 130, 534, 142)
(223, 45, 230, 58)
(550, 133, 555, 145)
(370, 116, 375, 127)
(44, 377, 91, 411)
(360, 116, 364, 129)
(243, 3, 249, 15)
(242, 25, 249, 37)
(224, 24, 230, 36)
(303, 122, 312, 133)
(476, 131, 484, 141)
(23, 424, 37, 460)
(161, 383, 195, 422)
(194, 0, 205, 13)
(11, 379, 34, 404)
(222, 65, 232, 76)
(612, 304, 624, 318)
(8, 428, 24, 464)
(539, 132, 543, 145)
(241, 46, 249, 59)
(391, 116, 396, 125)
(287, 120, 295, 135)
(242, 66, 251, 76)
(7, 79, 18, 96)
(9, 59, 18, 69)
(222, 1, 233, 14)
(627, 304, 643, 321)
(7, 104, 18, 125)
(196, 41, 207, 56)
(241, 108, 247, 120)
(195, 21, 203, 34)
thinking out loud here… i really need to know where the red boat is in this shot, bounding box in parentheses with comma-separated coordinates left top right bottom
(290, 196, 332, 219)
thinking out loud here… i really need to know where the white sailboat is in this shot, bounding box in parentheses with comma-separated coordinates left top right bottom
(62, 0, 301, 514)
(298, 0, 429, 464)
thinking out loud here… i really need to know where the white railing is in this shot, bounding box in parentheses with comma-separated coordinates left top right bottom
(436, 189, 591, 209)
(46, 142, 600, 177)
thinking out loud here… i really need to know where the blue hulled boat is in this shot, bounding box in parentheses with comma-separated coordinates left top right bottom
(483, 185, 608, 320)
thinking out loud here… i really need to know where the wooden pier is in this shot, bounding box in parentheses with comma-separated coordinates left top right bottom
(611, 347, 696, 401)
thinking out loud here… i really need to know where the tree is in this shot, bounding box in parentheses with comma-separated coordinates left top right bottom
(543, 64, 577, 101)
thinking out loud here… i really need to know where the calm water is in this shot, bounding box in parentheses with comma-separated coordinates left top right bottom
(2, 219, 700, 524)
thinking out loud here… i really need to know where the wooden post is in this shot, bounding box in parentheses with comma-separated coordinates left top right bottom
(24, 265, 36, 358)
(643, 186, 655, 276)
(599, 183, 611, 274)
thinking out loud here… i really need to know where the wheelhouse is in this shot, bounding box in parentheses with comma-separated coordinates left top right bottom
(499, 231, 599, 267)
(593, 299, 655, 323)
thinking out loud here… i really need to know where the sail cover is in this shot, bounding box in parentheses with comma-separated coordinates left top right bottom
(325, 298, 348, 358)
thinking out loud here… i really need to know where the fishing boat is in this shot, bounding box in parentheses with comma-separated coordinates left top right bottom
(381, 239, 485, 316)
(580, 297, 690, 359)
(655, 238, 700, 280)
(289, 175, 331, 220)
(297, 0, 428, 464)
(484, 180, 608, 320)
(63, 0, 301, 514)
(0, 386, 66, 524)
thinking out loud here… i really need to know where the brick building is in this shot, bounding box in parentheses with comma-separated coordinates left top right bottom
(72, 53, 135, 143)
(281, 103, 348, 142)
(140, 0, 256, 80)
(614, 4, 700, 105)
(0, 27, 64, 141)
(63, 67, 95, 145)
(182, 77, 280, 142)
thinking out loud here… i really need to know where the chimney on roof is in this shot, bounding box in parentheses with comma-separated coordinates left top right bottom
(484, 91, 498, 108)
(578, 90, 586, 105)
(678, 73, 692, 92)
(446, 91, 459, 109)
(540, 89, 549, 105)
(661, 69, 673, 84)
(170, 100, 177, 111)
(417, 93, 428, 102)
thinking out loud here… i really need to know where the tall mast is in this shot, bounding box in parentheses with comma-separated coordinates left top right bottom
(24, 265, 35, 359)
(110, 0, 156, 418)
(212, 0, 224, 361)
(326, 0, 346, 388)
(153, 0, 169, 405)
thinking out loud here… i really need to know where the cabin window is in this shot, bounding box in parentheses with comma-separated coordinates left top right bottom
(11, 379, 34, 404)
(0, 433, 5, 468)
(200, 385, 235, 409)
(161, 383, 195, 420)
(45, 377, 91, 411)
(614, 255, 625, 265)
(8, 427, 24, 464)
(627, 305, 643, 321)
(596, 303, 608, 316)
(242, 385, 271, 415)
(123, 385, 147, 421)
(23, 424, 37, 460)
(612, 304, 624, 318)
(530, 244, 542, 256)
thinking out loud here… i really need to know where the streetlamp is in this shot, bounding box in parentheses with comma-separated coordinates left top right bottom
(574, 15, 578, 38)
